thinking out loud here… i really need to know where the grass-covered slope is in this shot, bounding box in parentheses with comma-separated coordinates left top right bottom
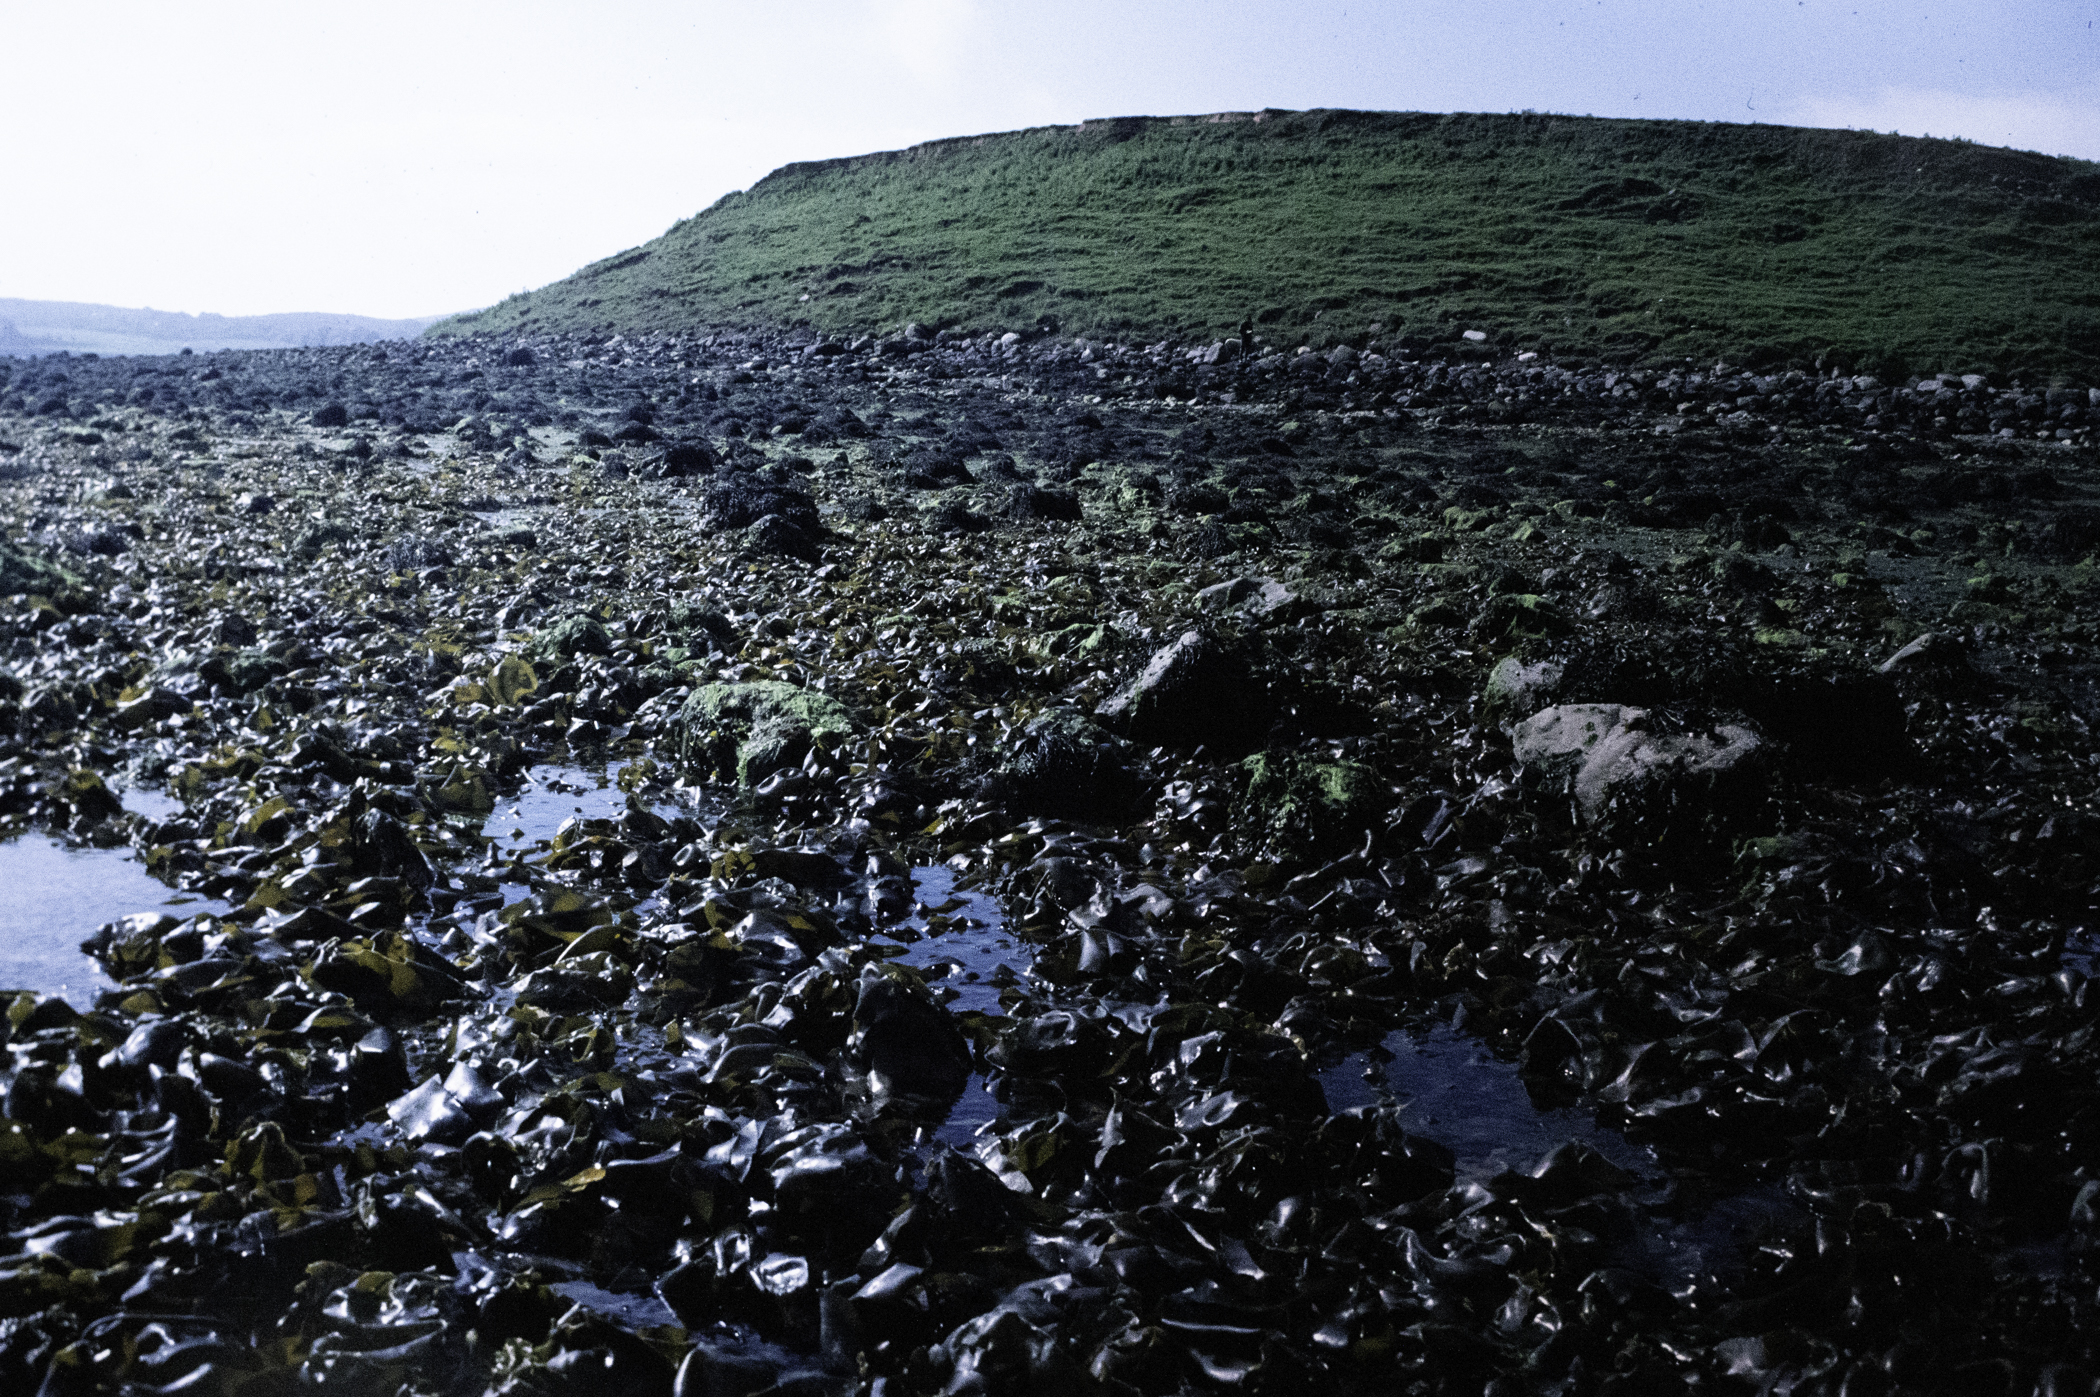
(433, 109, 2100, 379)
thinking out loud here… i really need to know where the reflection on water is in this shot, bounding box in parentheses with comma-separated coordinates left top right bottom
(0, 836, 229, 1000)
(1319, 1025, 1653, 1178)
(888, 865, 1012, 1147)
(1319, 1023, 1806, 1293)
(482, 760, 694, 903)
(889, 864, 1015, 1017)
(549, 1279, 679, 1330)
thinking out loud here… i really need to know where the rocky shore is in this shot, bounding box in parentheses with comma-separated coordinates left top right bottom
(0, 329, 2096, 1395)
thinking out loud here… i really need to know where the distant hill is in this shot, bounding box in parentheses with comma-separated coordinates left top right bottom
(432, 109, 2100, 380)
(0, 298, 445, 357)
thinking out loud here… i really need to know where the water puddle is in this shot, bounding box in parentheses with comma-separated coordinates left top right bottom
(548, 1279, 680, 1330)
(0, 836, 230, 1000)
(481, 760, 693, 903)
(869, 866, 1803, 1289)
(1318, 1025, 1653, 1179)
(885, 865, 1016, 1147)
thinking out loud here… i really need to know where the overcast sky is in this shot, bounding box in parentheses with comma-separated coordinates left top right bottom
(3, 0, 2094, 320)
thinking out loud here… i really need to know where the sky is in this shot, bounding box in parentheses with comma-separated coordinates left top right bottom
(2, 0, 2094, 321)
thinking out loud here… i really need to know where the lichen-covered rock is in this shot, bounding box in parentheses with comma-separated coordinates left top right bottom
(675, 680, 855, 784)
(0, 541, 81, 600)
(528, 613, 612, 661)
(974, 707, 1131, 820)
(1484, 655, 1566, 715)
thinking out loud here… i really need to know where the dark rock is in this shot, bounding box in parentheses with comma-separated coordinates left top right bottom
(1006, 485, 1083, 522)
(975, 708, 1133, 819)
(741, 513, 823, 562)
(849, 967, 972, 1107)
(1097, 631, 1275, 750)
(704, 476, 820, 534)
(1739, 671, 1913, 782)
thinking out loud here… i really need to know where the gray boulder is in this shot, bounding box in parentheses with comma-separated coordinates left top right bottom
(1512, 703, 1762, 822)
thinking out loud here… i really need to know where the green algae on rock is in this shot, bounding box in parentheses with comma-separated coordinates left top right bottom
(1239, 749, 1382, 865)
(675, 681, 855, 785)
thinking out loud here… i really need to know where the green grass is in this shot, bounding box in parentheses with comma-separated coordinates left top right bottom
(432, 109, 2100, 380)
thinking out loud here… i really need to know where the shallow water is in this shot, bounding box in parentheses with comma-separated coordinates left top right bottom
(482, 759, 692, 902)
(548, 1279, 680, 1330)
(888, 865, 1015, 1146)
(1318, 1025, 1654, 1178)
(0, 835, 228, 1000)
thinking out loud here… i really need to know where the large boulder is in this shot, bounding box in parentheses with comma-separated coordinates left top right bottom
(528, 613, 612, 662)
(702, 475, 820, 533)
(702, 475, 825, 561)
(1096, 631, 1274, 750)
(1511, 704, 1763, 824)
(675, 681, 854, 785)
(1739, 671, 1914, 781)
(1483, 656, 1567, 717)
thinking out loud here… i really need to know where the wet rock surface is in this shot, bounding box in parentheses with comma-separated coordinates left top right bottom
(0, 332, 2096, 1392)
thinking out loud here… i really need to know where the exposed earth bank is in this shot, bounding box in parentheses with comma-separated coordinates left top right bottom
(0, 329, 2097, 1395)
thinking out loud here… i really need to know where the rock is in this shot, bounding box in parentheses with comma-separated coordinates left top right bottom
(1005, 485, 1082, 522)
(310, 402, 350, 428)
(1484, 656, 1566, 715)
(0, 542, 80, 598)
(641, 441, 719, 477)
(849, 966, 972, 1107)
(1203, 339, 1242, 364)
(1471, 592, 1567, 642)
(1240, 750, 1381, 863)
(1880, 630, 1978, 689)
(974, 708, 1132, 820)
(740, 512, 823, 563)
(504, 347, 536, 366)
(703, 476, 820, 534)
(1196, 577, 1257, 611)
(675, 680, 855, 785)
(1511, 703, 1763, 823)
(529, 613, 613, 661)
(1096, 631, 1275, 750)
(1739, 671, 1912, 781)
(292, 522, 353, 559)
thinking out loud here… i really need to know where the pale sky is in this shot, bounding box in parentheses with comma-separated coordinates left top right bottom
(3, 0, 2094, 320)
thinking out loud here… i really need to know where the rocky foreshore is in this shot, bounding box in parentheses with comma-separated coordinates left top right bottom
(0, 330, 2096, 1395)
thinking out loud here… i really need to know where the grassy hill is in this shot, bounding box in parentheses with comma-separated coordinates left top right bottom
(432, 109, 2100, 381)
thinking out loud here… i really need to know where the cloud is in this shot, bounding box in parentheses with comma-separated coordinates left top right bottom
(872, 0, 981, 80)
(1775, 85, 2100, 162)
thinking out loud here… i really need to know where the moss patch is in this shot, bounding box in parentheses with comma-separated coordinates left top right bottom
(676, 681, 856, 785)
(1240, 750, 1381, 865)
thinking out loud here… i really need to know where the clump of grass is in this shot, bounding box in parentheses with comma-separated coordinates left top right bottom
(433, 108, 2100, 380)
